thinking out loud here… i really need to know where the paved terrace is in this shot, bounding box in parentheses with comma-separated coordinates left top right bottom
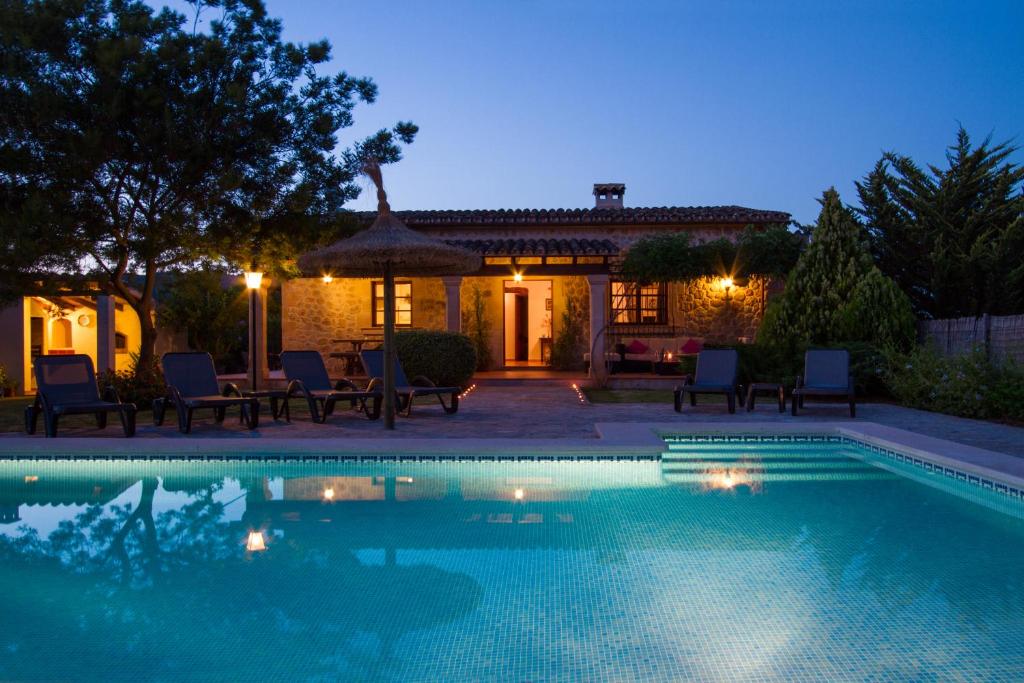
(3, 382, 1023, 459)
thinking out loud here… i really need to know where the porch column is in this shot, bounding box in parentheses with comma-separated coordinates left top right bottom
(441, 276, 462, 333)
(96, 294, 116, 373)
(0, 301, 27, 396)
(586, 274, 609, 377)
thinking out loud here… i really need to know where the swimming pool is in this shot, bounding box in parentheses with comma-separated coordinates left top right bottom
(2, 437, 1023, 681)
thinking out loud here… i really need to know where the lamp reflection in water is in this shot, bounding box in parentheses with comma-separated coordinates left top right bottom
(702, 466, 762, 494)
(323, 487, 335, 501)
(514, 488, 525, 500)
(245, 530, 267, 552)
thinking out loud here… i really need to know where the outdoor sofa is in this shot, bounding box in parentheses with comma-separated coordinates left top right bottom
(791, 349, 856, 417)
(281, 350, 382, 422)
(673, 349, 743, 414)
(24, 354, 137, 437)
(155, 352, 260, 433)
(360, 349, 460, 416)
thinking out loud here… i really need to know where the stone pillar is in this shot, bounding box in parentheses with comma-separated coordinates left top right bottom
(96, 294, 116, 374)
(586, 274, 609, 377)
(441, 276, 463, 333)
(0, 300, 27, 396)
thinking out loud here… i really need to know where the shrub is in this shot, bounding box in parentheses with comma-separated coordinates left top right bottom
(462, 283, 493, 371)
(884, 346, 1024, 421)
(99, 353, 166, 410)
(393, 330, 476, 389)
(551, 293, 587, 371)
(0, 364, 15, 395)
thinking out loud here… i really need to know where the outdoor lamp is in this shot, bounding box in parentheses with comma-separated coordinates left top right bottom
(721, 277, 733, 291)
(513, 272, 523, 283)
(321, 274, 333, 284)
(244, 271, 264, 290)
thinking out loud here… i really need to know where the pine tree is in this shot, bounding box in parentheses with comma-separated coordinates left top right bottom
(760, 188, 915, 350)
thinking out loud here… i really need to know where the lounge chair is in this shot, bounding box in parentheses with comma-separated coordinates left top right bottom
(24, 354, 137, 437)
(154, 352, 259, 433)
(281, 350, 382, 422)
(360, 349, 460, 416)
(673, 349, 743, 414)
(792, 349, 855, 417)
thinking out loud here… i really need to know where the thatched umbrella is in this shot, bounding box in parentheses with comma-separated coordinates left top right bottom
(298, 162, 481, 429)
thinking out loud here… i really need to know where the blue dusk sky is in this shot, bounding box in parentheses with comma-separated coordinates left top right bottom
(158, 0, 1023, 224)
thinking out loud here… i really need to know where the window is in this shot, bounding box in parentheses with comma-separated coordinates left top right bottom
(610, 281, 666, 325)
(115, 332, 128, 351)
(372, 281, 412, 327)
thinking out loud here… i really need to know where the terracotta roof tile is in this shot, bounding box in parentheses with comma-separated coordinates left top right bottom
(356, 205, 790, 228)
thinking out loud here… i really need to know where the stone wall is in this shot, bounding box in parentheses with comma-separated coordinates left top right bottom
(283, 276, 447, 376)
(671, 275, 772, 342)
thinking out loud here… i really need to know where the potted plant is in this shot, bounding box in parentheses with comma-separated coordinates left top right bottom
(0, 364, 15, 398)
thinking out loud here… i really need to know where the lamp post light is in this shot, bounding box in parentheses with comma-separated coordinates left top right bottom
(245, 270, 264, 392)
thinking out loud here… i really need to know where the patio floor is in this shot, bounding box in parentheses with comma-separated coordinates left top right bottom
(3, 383, 1023, 458)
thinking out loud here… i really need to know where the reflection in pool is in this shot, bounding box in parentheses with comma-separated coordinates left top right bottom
(2, 444, 1024, 681)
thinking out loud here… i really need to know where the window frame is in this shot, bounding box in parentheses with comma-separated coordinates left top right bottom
(609, 280, 667, 326)
(371, 280, 413, 327)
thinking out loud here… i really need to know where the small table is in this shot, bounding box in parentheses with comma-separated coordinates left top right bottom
(242, 389, 290, 421)
(330, 338, 378, 375)
(745, 382, 785, 412)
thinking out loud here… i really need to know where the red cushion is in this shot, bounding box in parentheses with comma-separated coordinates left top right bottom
(680, 338, 703, 355)
(625, 340, 649, 354)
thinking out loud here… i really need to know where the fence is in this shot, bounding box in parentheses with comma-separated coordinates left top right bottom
(917, 314, 1024, 365)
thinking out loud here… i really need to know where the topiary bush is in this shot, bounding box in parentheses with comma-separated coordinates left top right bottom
(394, 330, 476, 389)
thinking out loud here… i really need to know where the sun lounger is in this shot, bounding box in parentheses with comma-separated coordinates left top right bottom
(360, 349, 459, 416)
(281, 350, 382, 422)
(24, 354, 137, 437)
(673, 349, 742, 414)
(792, 349, 856, 417)
(154, 352, 259, 433)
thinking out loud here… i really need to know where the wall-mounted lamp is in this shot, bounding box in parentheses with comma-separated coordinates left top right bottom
(321, 274, 333, 285)
(721, 277, 734, 292)
(244, 271, 264, 290)
(513, 272, 523, 283)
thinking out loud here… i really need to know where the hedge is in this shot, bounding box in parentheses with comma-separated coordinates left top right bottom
(393, 330, 477, 389)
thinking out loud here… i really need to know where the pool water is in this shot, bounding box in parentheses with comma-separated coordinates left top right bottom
(2, 440, 1024, 682)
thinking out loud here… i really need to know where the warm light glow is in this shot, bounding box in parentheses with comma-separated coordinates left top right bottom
(721, 277, 734, 290)
(24, 475, 38, 483)
(321, 274, 333, 284)
(323, 487, 335, 501)
(704, 468, 752, 492)
(245, 530, 267, 552)
(666, 352, 673, 360)
(513, 272, 523, 282)
(244, 271, 264, 290)
(514, 488, 525, 500)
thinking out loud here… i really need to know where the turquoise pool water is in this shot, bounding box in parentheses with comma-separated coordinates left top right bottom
(2, 439, 1024, 681)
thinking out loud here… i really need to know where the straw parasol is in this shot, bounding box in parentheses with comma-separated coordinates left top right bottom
(297, 161, 481, 429)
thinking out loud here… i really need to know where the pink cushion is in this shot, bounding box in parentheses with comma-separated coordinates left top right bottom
(680, 338, 703, 355)
(625, 340, 649, 354)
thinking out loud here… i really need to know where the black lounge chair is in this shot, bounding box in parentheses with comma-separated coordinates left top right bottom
(24, 354, 137, 437)
(360, 349, 460, 416)
(154, 352, 259, 433)
(792, 349, 856, 417)
(281, 350, 382, 423)
(673, 349, 743, 414)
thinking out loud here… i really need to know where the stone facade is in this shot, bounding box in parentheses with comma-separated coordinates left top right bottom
(671, 275, 772, 343)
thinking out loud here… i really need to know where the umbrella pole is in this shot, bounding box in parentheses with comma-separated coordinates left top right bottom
(383, 260, 396, 430)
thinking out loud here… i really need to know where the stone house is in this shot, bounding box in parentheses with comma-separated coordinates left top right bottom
(283, 184, 790, 374)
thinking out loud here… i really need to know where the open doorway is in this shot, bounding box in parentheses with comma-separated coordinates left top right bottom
(503, 280, 553, 367)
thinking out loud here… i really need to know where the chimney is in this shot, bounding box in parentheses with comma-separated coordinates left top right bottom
(593, 183, 625, 209)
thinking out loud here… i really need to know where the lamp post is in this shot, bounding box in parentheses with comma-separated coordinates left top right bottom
(245, 270, 264, 392)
